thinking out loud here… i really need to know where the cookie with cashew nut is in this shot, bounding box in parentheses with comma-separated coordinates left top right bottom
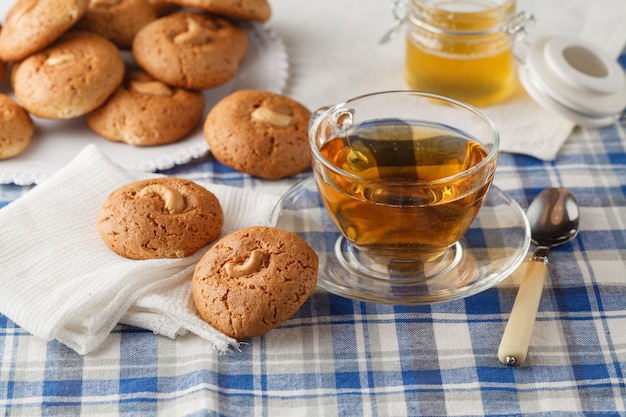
(154, 0, 270, 22)
(97, 177, 224, 260)
(132, 11, 248, 90)
(0, 94, 34, 160)
(146, 0, 179, 16)
(11, 31, 124, 120)
(0, 25, 6, 83)
(203, 90, 313, 180)
(192, 226, 318, 339)
(0, 53, 6, 86)
(75, 0, 157, 50)
(87, 70, 205, 146)
(0, 0, 90, 62)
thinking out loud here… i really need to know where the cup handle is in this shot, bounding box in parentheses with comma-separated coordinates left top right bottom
(309, 106, 330, 132)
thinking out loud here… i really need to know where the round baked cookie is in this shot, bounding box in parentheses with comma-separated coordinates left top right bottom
(0, 94, 34, 160)
(97, 177, 224, 260)
(0, 58, 5, 85)
(11, 31, 125, 120)
(0, 26, 5, 83)
(192, 226, 318, 339)
(146, 0, 179, 16)
(87, 70, 205, 146)
(0, 0, 90, 62)
(75, 0, 157, 50)
(163, 0, 270, 22)
(203, 90, 313, 180)
(133, 12, 248, 90)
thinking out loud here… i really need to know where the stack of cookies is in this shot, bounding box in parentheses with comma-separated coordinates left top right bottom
(97, 176, 319, 340)
(0, 0, 270, 157)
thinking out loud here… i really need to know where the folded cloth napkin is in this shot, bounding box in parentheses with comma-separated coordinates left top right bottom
(0, 144, 280, 354)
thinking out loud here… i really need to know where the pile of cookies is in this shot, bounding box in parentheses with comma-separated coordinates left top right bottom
(0, 0, 273, 158)
(97, 176, 319, 340)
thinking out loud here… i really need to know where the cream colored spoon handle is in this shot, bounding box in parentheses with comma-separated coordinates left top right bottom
(498, 258, 549, 365)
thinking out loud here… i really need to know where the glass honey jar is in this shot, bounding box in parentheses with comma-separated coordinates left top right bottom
(403, 0, 532, 106)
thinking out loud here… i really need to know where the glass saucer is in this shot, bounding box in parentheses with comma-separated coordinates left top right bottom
(270, 177, 531, 305)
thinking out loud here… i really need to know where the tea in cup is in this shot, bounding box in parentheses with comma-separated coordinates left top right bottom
(309, 91, 499, 273)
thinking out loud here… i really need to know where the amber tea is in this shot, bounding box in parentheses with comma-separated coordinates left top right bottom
(315, 119, 496, 260)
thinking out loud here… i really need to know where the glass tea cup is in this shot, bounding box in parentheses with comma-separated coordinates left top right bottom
(309, 91, 499, 279)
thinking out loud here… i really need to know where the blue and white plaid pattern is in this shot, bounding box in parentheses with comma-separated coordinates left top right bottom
(1, 58, 625, 417)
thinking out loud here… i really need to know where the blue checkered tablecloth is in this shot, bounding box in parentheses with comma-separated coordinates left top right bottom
(1, 30, 626, 417)
(2, 118, 626, 415)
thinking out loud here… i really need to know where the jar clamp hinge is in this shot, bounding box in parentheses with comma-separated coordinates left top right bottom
(379, 0, 408, 44)
(503, 11, 535, 41)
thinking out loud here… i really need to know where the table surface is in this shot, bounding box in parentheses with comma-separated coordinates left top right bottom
(1, 0, 626, 416)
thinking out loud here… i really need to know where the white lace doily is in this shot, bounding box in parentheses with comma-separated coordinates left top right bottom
(0, 7, 288, 185)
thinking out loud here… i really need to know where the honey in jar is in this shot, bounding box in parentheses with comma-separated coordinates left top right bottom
(405, 0, 522, 106)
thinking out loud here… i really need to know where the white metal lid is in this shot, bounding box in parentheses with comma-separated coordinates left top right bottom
(518, 36, 626, 127)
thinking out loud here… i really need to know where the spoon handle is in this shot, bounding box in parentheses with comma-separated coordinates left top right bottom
(498, 258, 548, 365)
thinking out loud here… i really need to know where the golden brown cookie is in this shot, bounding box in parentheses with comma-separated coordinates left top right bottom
(87, 70, 205, 146)
(97, 177, 224, 260)
(11, 31, 125, 120)
(192, 226, 318, 339)
(164, 0, 270, 22)
(0, 26, 5, 83)
(0, 0, 90, 62)
(0, 94, 34, 160)
(132, 11, 248, 90)
(75, 0, 157, 50)
(203, 90, 313, 180)
(0, 59, 5, 85)
(146, 0, 179, 16)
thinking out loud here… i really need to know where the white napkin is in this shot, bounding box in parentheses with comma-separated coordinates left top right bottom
(272, 0, 626, 161)
(0, 144, 280, 354)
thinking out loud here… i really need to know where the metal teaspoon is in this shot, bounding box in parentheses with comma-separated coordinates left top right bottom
(498, 187, 580, 366)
